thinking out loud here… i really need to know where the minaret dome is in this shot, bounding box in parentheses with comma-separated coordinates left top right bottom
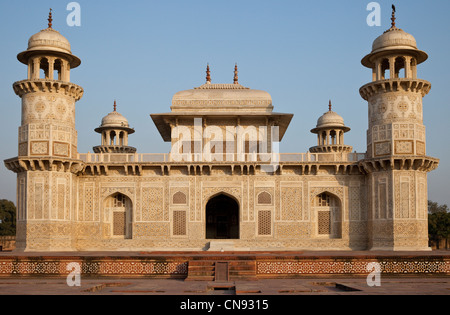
(94, 101, 136, 154)
(310, 101, 352, 153)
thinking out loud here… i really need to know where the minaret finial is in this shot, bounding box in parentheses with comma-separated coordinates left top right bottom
(329, 100, 332, 112)
(234, 63, 239, 84)
(113, 100, 117, 112)
(206, 64, 211, 84)
(48, 8, 53, 29)
(391, 4, 396, 28)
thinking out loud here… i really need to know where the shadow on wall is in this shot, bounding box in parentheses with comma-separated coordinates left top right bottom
(0, 236, 16, 251)
(429, 238, 450, 250)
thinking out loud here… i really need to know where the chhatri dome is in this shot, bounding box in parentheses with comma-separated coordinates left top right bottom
(310, 101, 352, 153)
(94, 101, 136, 154)
(312, 102, 350, 133)
(361, 5, 427, 68)
(152, 64, 293, 142)
(98, 101, 132, 129)
(17, 9, 81, 68)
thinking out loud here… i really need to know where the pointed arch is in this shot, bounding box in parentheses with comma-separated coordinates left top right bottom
(205, 193, 240, 239)
(381, 58, 390, 79)
(103, 192, 133, 239)
(110, 130, 117, 146)
(257, 191, 272, 205)
(394, 56, 406, 79)
(54, 58, 63, 80)
(39, 57, 50, 79)
(313, 191, 342, 239)
(205, 190, 241, 208)
(173, 191, 187, 205)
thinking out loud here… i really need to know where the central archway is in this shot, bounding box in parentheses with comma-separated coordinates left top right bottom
(206, 194, 240, 239)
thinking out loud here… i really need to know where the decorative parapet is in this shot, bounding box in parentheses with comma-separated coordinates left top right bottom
(78, 152, 366, 164)
(76, 152, 367, 176)
(309, 145, 354, 154)
(13, 79, 84, 101)
(256, 255, 450, 277)
(358, 155, 439, 174)
(0, 256, 188, 278)
(359, 78, 431, 101)
(0, 254, 448, 278)
(4, 157, 84, 174)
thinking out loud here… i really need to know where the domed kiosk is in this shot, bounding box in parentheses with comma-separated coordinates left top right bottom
(151, 64, 293, 149)
(93, 101, 136, 154)
(310, 101, 352, 153)
(361, 6, 428, 81)
(16, 9, 81, 81)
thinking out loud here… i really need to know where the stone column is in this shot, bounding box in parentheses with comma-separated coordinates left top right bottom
(389, 57, 395, 79)
(375, 60, 381, 81)
(27, 60, 32, 80)
(404, 56, 412, 78)
(64, 61, 71, 82)
(33, 58, 40, 80)
(48, 57, 55, 80)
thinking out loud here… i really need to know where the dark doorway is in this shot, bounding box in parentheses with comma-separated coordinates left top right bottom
(206, 194, 239, 239)
(215, 262, 229, 282)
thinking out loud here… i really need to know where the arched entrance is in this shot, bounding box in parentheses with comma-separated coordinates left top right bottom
(314, 192, 342, 239)
(206, 194, 239, 239)
(104, 193, 133, 239)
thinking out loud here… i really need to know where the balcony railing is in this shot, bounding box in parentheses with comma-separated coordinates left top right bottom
(78, 152, 366, 164)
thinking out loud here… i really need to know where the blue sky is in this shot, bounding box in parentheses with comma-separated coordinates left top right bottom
(0, 0, 449, 206)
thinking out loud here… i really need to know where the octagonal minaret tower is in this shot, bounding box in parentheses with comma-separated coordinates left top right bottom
(5, 11, 84, 251)
(359, 7, 439, 251)
(13, 10, 83, 160)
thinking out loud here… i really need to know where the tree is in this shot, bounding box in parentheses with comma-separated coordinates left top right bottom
(428, 200, 450, 250)
(428, 200, 449, 214)
(0, 200, 16, 236)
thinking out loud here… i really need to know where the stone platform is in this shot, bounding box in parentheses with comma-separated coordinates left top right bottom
(0, 251, 449, 279)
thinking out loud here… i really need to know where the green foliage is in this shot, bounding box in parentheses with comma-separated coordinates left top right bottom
(428, 200, 450, 249)
(428, 200, 449, 214)
(0, 200, 16, 236)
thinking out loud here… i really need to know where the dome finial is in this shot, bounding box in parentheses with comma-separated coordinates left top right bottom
(48, 8, 53, 29)
(206, 64, 211, 84)
(234, 63, 239, 84)
(113, 100, 117, 112)
(329, 100, 332, 112)
(391, 4, 396, 28)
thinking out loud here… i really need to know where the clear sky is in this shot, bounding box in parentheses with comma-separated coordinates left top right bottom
(0, 0, 449, 206)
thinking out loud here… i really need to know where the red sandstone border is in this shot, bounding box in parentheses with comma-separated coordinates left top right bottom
(0, 251, 448, 278)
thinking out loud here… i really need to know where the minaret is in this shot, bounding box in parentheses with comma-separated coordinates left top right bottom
(94, 101, 136, 153)
(359, 7, 439, 250)
(5, 11, 84, 251)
